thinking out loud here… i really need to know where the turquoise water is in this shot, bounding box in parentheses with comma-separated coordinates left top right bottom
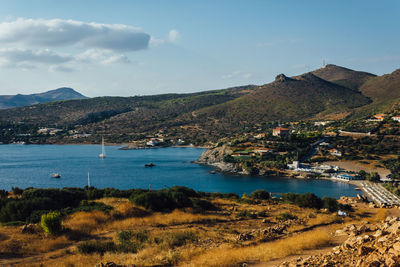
(0, 144, 359, 198)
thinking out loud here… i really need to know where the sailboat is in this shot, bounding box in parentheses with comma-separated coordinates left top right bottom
(99, 136, 106, 158)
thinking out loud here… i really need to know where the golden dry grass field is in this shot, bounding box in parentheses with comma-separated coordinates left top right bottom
(0, 196, 392, 267)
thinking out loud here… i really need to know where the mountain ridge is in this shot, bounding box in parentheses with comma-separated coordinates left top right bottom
(0, 65, 398, 143)
(0, 87, 87, 109)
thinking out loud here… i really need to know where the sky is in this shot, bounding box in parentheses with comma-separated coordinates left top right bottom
(0, 0, 399, 97)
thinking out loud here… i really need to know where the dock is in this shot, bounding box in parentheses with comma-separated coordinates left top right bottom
(357, 181, 400, 206)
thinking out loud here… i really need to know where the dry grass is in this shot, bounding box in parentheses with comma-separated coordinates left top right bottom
(106, 209, 225, 231)
(181, 230, 330, 267)
(63, 210, 109, 234)
(111, 202, 149, 219)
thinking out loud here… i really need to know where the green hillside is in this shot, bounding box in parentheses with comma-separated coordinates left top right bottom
(194, 73, 371, 127)
(1, 65, 399, 144)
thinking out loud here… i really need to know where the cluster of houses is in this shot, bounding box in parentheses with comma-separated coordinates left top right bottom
(37, 127, 63, 135)
(253, 127, 290, 139)
(368, 114, 400, 122)
(287, 161, 363, 181)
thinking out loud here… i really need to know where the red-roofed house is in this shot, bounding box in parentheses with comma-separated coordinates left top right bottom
(374, 114, 386, 121)
(272, 127, 289, 137)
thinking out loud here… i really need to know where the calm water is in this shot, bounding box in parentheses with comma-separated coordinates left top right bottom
(0, 144, 359, 198)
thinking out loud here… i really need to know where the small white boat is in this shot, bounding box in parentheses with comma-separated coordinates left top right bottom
(51, 173, 61, 178)
(99, 136, 106, 158)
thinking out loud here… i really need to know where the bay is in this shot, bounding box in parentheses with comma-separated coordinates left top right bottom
(0, 144, 359, 198)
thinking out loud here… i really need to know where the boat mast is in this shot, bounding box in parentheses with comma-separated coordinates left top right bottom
(102, 136, 106, 156)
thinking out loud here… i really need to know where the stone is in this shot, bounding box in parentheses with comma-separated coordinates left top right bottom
(387, 221, 400, 234)
(357, 245, 374, 256)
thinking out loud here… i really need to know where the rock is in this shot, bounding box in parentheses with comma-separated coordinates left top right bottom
(373, 230, 385, 238)
(21, 224, 35, 234)
(392, 242, 400, 256)
(237, 233, 254, 241)
(357, 246, 374, 256)
(387, 221, 400, 234)
(96, 262, 124, 267)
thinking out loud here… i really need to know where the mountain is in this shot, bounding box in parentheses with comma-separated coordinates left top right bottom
(358, 69, 400, 102)
(0, 65, 399, 143)
(0, 87, 87, 109)
(312, 64, 376, 90)
(192, 73, 371, 128)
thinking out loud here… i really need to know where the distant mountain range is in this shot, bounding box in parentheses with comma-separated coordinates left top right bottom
(0, 87, 87, 109)
(0, 65, 399, 142)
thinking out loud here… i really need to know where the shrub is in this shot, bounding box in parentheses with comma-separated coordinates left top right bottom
(72, 200, 113, 213)
(40, 211, 62, 235)
(322, 197, 339, 212)
(281, 192, 323, 210)
(0, 190, 8, 198)
(236, 209, 257, 219)
(78, 241, 117, 255)
(250, 190, 270, 200)
(157, 231, 197, 248)
(191, 198, 216, 212)
(11, 187, 23, 195)
(276, 212, 297, 221)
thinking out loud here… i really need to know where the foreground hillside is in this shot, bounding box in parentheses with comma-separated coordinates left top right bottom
(0, 186, 396, 267)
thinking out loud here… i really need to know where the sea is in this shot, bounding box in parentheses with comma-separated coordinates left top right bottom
(0, 144, 359, 198)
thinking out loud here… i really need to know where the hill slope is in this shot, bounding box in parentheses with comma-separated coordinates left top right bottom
(193, 73, 371, 128)
(312, 64, 376, 90)
(0, 87, 87, 109)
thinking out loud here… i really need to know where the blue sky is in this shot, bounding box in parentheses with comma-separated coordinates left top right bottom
(0, 0, 399, 97)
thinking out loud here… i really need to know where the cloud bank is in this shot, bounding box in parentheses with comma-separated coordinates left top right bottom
(0, 18, 150, 52)
(0, 18, 153, 71)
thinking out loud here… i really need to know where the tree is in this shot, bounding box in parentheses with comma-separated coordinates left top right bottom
(366, 172, 380, 182)
(40, 212, 62, 235)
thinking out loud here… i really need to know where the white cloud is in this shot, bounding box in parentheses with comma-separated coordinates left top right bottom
(149, 37, 165, 47)
(0, 48, 72, 67)
(168, 29, 181, 43)
(0, 18, 151, 52)
(76, 49, 130, 64)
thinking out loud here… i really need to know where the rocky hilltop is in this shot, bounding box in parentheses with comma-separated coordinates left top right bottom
(280, 216, 400, 266)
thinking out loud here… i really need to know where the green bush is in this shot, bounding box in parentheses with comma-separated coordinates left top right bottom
(250, 189, 270, 200)
(78, 241, 117, 255)
(322, 197, 339, 212)
(236, 209, 257, 218)
(281, 192, 323, 209)
(40, 211, 62, 235)
(191, 198, 216, 212)
(276, 212, 297, 221)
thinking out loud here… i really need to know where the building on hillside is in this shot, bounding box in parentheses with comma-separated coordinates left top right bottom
(373, 114, 386, 121)
(334, 174, 363, 181)
(272, 127, 289, 137)
(146, 140, 158, 146)
(254, 133, 266, 139)
(254, 148, 273, 155)
(392, 116, 400, 122)
(314, 121, 333, 126)
(329, 148, 342, 157)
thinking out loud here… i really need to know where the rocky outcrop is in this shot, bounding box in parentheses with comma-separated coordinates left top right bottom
(196, 145, 240, 173)
(280, 216, 400, 266)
